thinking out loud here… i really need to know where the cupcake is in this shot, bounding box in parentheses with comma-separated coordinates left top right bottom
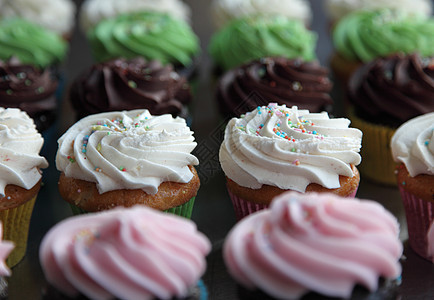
(0, 222, 14, 297)
(0, 108, 48, 267)
(209, 15, 317, 72)
(391, 112, 434, 262)
(0, 0, 76, 40)
(0, 57, 59, 133)
(87, 11, 199, 72)
(331, 9, 434, 84)
(0, 18, 67, 69)
(216, 57, 332, 119)
(211, 0, 312, 29)
(69, 57, 192, 121)
(219, 104, 362, 220)
(40, 205, 211, 300)
(348, 53, 434, 185)
(79, 0, 192, 33)
(56, 109, 200, 218)
(224, 191, 403, 299)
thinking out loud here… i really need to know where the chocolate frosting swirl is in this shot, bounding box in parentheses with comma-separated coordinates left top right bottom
(70, 57, 191, 120)
(0, 57, 58, 131)
(348, 53, 434, 127)
(216, 57, 333, 118)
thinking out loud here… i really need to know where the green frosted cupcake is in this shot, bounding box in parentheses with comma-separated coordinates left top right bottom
(87, 11, 200, 67)
(0, 18, 67, 68)
(209, 15, 317, 71)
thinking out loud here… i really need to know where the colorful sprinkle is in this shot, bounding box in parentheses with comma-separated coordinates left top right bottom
(67, 156, 76, 163)
(36, 86, 45, 94)
(120, 167, 126, 172)
(292, 159, 300, 166)
(128, 80, 137, 88)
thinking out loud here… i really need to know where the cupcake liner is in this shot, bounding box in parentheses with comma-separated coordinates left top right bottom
(0, 195, 37, 268)
(349, 109, 397, 186)
(398, 185, 434, 262)
(227, 189, 268, 221)
(70, 196, 196, 219)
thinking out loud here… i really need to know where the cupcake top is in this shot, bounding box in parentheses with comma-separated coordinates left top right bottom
(211, 0, 312, 28)
(40, 205, 211, 300)
(391, 112, 434, 177)
(80, 0, 191, 32)
(0, 108, 48, 196)
(0, 57, 59, 131)
(56, 109, 199, 195)
(0, 18, 67, 68)
(325, 0, 433, 24)
(333, 9, 434, 63)
(219, 104, 362, 192)
(224, 191, 403, 299)
(70, 57, 191, 120)
(0, 223, 14, 277)
(88, 11, 199, 67)
(348, 53, 434, 127)
(217, 57, 333, 118)
(209, 15, 317, 71)
(0, 0, 76, 37)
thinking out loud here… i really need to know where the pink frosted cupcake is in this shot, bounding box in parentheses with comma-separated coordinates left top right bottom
(224, 191, 403, 299)
(391, 112, 434, 262)
(39, 205, 211, 299)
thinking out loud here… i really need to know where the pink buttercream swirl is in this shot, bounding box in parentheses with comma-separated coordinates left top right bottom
(39, 206, 211, 300)
(224, 192, 403, 299)
(0, 223, 13, 277)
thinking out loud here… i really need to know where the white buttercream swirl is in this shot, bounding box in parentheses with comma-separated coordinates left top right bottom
(56, 110, 198, 195)
(211, 0, 312, 28)
(79, 0, 191, 32)
(0, 108, 48, 196)
(391, 112, 434, 177)
(224, 192, 402, 299)
(40, 206, 211, 300)
(0, 0, 76, 36)
(219, 104, 362, 192)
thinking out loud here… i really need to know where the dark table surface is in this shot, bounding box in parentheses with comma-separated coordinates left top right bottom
(7, 0, 434, 299)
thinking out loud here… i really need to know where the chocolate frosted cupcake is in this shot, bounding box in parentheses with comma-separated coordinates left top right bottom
(348, 53, 434, 185)
(217, 57, 333, 118)
(0, 57, 58, 132)
(70, 57, 191, 120)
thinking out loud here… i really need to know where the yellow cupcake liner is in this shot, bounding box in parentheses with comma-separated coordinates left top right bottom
(349, 110, 398, 186)
(0, 195, 37, 268)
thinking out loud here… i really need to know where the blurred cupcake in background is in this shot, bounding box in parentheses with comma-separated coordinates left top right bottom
(0, 0, 76, 40)
(391, 112, 434, 262)
(348, 53, 434, 185)
(331, 9, 434, 84)
(209, 15, 317, 73)
(0, 222, 14, 296)
(69, 57, 192, 121)
(220, 104, 362, 220)
(216, 57, 333, 119)
(211, 0, 312, 29)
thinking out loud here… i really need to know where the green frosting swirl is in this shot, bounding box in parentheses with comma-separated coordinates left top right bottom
(0, 18, 67, 68)
(209, 15, 317, 71)
(333, 9, 434, 62)
(88, 11, 200, 66)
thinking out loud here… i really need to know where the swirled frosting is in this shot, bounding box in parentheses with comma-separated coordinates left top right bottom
(0, 18, 67, 68)
(220, 104, 362, 192)
(211, 0, 312, 28)
(0, 108, 48, 196)
(40, 205, 211, 300)
(0, 57, 58, 131)
(209, 15, 317, 71)
(224, 191, 402, 299)
(80, 0, 191, 32)
(88, 11, 199, 67)
(0, 223, 14, 277)
(333, 9, 434, 63)
(217, 57, 333, 118)
(325, 0, 433, 23)
(348, 54, 434, 127)
(391, 112, 434, 177)
(0, 0, 76, 36)
(70, 58, 191, 120)
(56, 110, 199, 195)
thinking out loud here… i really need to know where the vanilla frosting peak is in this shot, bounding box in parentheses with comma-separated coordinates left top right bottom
(219, 104, 362, 192)
(56, 110, 198, 194)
